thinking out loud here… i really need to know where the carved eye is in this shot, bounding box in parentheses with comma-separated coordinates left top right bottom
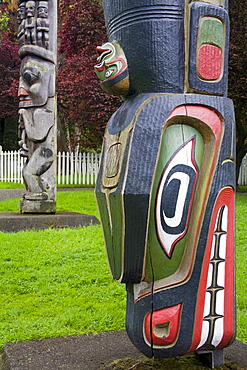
(23, 70, 40, 85)
(105, 69, 114, 78)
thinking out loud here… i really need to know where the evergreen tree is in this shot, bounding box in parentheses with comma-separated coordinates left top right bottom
(228, 2, 247, 183)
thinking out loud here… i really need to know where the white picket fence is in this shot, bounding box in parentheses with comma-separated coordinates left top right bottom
(238, 155, 247, 186)
(57, 151, 100, 185)
(1, 147, 247, 186)
(0, 149, 25, 183)
(0, 148, 101, 185)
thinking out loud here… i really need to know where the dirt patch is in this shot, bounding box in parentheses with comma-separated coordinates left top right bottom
(101, 354, 245, 370)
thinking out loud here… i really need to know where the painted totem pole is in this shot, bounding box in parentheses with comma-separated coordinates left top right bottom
(17, 0, 57, 213)
(95, 0, 235, 367)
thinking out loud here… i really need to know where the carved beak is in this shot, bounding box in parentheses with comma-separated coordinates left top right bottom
(96, 46, 112, 63)
(18, 87, 32, 103)
(18, 87, 29, 97)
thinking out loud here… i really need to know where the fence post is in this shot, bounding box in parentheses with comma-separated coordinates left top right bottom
(0, 149, 2, 181)
(82, 152, 86, 184)
(74, 151, 78, 185)
(87, 152, 89, 184)
(70, 151, 74, 185)
(10, 151, 14, 182)
(57, 151, 61, 185)
(66, 152, 69, 185)
(244, 156, 247, 186)
(78, 152, 82, 184)
(17, 150, 24, 183)
(62, 151, 65, 185)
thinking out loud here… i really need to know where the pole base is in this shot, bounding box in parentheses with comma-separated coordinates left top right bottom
(196, 349, 224, 369)
(20, 199, 56, 214)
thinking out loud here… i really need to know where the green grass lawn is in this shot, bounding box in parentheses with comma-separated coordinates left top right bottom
(0, 181, 25, 189)
(0, 190, 126, 348)
(0, 181, 93, 189)
(0, 188, 246, 349)
(0, 226, 126, 347)
(235, 192, 247, 343)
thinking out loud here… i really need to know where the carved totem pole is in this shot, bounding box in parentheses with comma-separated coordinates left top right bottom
(17, 0, 57, 213)
(95, 0, 235, 367)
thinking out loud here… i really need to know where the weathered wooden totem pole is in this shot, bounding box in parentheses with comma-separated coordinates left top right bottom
(17, 0, 57, 213)
(95, 0, 235, 367)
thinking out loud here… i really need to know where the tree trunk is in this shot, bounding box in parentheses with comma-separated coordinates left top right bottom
(57, 116, 68, 152)
(0, 118, 5, 150)
(236, 139, 247, 187)
(63, 116, 71, 152)
(74, 122, 81, 155)
(235, 99, 247, 187)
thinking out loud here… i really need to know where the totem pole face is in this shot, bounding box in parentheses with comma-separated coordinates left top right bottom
(18, 56, 55, 108)
(37, 4, 48, 18)
(26, 1, 35, 17)
(94, 42, 129, 96)
(17, 4, 26, 23)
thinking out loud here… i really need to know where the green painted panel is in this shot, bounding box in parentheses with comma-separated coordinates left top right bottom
(199, 18, 224, 48)
(97, 191, 123, 281)
(146, 124, 204, 282)
(109, 192, 123, 280)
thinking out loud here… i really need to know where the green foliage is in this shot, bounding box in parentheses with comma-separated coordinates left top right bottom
(229, 2, 247, 178)
(229, 3, 247, 101)
(0, 9, 10, 33)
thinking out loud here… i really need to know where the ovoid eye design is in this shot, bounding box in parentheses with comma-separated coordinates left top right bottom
(105, 69, 114, 78)
(23, 70, 40, 85)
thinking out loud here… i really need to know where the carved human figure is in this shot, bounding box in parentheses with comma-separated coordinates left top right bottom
(37, 1, 49, 49)
(17, 0, 56, 214)
(18, 55, 56, 202)
(25, 0, 36, 45)
(17, 2, 26, 47)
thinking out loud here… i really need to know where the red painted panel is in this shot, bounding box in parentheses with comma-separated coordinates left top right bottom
(189, 187, 235, 351)
(218, 188, 235, 348)
(144, 303, 182, 347)
(198, 45, 222, 80)
(167, 105, 222, 146)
